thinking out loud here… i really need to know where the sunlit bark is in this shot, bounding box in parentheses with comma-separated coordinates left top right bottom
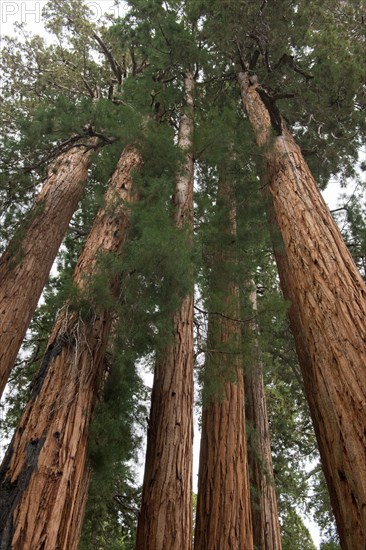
(0, 146, 142, 550)
(245, 288, 282, 550)
(0, 143, 96, 397)
(194, 179, 253, 550)
(239, 70, 366, 550)
(136, 73, 195, 550)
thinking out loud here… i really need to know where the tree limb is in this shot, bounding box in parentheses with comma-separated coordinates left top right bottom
(92, 31, 122, 83)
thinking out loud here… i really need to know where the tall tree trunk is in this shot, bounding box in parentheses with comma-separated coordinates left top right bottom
(194, 179, 253, 550)
(0, 143, 97, 397)
(136, 72, 195, 550)
(0, 146, 142, 550)
(239, 71, 366, 550)
(245, 287, 282, 550)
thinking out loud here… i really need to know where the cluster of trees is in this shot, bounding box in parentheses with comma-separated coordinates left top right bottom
(0, 0, 365, 548)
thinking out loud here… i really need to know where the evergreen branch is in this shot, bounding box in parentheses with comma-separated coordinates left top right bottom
(293, 64, 314, 80)
(272, 53, 314, 80)
(158, 21, 172, 49)
(23, 134, 88, 173)
(330, 206, 348, 213)
(331, 131, 358, 141)
(81, 75, 96, 99)
(160, 74, 179, 84)
(330, 182, 363, 216)
(130, 47, 137, 76)
(193, 62, 200, 81)
(235, 39, 248, 71)
(249, 50, 260, 70)
(259, 0, 268, 15)
(289, 360, 303, 387)
(92, 31, 122, 83)
(113, 494, 139, 515)
(58, 56, 98, 99)
(271, 92, 296, 101)
(136, 58, 150, 75)
(257, 87, 283, 135)
(22, 129, 116, 174)
(264, 50, 272, 73)
(10, 337, 45, 376)
(204, 347, 243, 356)
(194, 305, 256, 325)
(301, 147, 318, 157)
(151, 45, 171, 56)
(247, 33, 265, 57)
(49, 80, 81, 97)
(83, 125, 118, 145)
(271, 53, 292, 71)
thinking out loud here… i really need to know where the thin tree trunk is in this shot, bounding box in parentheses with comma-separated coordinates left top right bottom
(0, 143, 96, 397)
(245, 287, 282, 550)
(136, 72, 195, 550)
(239, 71, 366, 550)
(194, 179, 253, 550)
(0, 146, 142, 550)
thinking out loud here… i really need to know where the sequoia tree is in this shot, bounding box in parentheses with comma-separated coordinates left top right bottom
(194, 177, 253, 549)
(238, 71, 366, 550)
(193, 1, 366, 545)
(245, 287, 282, 550)
(136, 70, 195, 550)
(0, 0, 144, 396)
(0, 141, 97, 398)
(0, 146, 142, 549)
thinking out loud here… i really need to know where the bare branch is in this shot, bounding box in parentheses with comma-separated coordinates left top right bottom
(194, 305, 256, 325)
(92, 31, 122, 83)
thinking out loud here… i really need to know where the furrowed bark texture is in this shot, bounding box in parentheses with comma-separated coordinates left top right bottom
(239, 71, 366, 550)
(0, 147, 141, 550)
(245, 288, 282, 550)
(0, 144, 95, 398)
(136, 73, 195, 550)
(194, 180, 253, 550)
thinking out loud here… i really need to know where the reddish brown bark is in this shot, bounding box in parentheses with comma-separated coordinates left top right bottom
(245, 288, 282, 550)
(0, 143, 96, 398)
(194, 180, 253, 550)
(136, 73, 195, 550)
(0, 146, 142, 550)
(239, 71, 366, 550)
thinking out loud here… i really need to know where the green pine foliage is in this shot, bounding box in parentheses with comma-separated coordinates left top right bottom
(80, 349, 146, 550)
(281, 508, 317, 550)
(189, 0, 365, 185)
(320, 542, 341, 550)
(332, 182, 366, 280)
(308, 464, 341, 545)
